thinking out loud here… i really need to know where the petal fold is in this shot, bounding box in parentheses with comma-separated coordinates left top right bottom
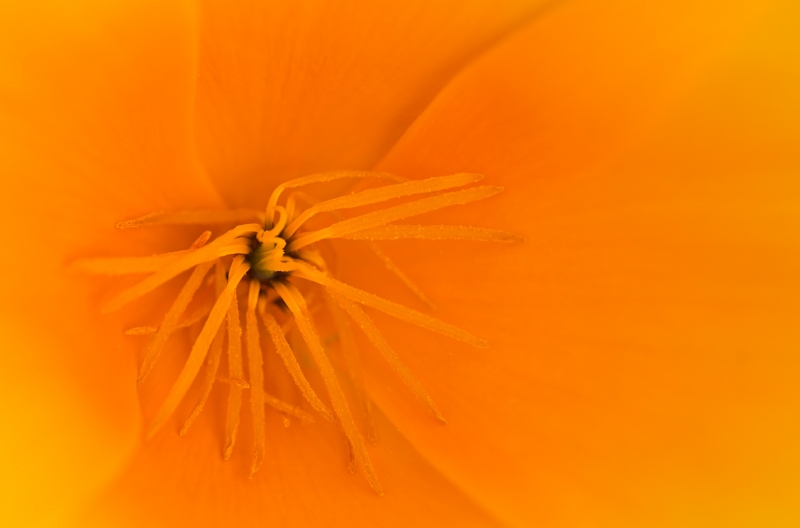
(349, 0, 800, 526)
(194, 0, 549, 206)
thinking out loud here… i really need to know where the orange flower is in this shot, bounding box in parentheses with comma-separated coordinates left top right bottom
(1, 1, 799, 527)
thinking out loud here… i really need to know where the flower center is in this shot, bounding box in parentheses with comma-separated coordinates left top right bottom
(73, 170, 522, 494)
(247, 237, 288, 283)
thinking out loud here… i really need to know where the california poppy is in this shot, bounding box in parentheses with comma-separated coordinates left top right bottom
(1, 0, 799, 527)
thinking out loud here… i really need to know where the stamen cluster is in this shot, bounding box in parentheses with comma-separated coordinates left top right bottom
(73, 171, 522, 493)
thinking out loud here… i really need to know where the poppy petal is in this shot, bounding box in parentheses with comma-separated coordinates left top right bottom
(81, 394, 504, 527)
(193, 0, 549, 206)
(338, 0, 800, 526)
(0, 1, 221, 524)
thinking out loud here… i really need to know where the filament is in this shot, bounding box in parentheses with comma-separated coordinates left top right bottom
(124, 301, 212, 337)
(137, 260, 215, 386)
(174, 302, 214, 332)
(273, 281, 383, 495)
(296, 265, 487, 348)
(259, 206, 287, 241)
(282, 191, 434, 309)
(218, 244, 253, 256)
(265, 171, 406, 228)
(344, 224, 525, 243)
(180, 260, 227, 437)
(224, 260, 246, 460)
(260, 308, 333, 421)
(103, 223, 262, 313)
(333, 293, 445, 422)
(262, 392, 315, 424)
(283, 173, 482, 238)
(364, 241, 435, 310)
(124, 326, 158, 336)
(146, 256, 250, 439)
(245, 280, 266, 476)
(217, 376, 250, 388)
(287, 186, 503, 251)
(70, 231, 211, 276)
(116, 209, 260, 229)
(325, 293, 377, 443)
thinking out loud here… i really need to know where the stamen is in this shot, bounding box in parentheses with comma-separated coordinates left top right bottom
(103, 223, 261, 313)
(285, 194, 299, 223)
(260, 308, 333, 421)
(277, 301, 323, 336)
(137, 260, 215, 386)
(116, 209, 261, 229)
(333, 293, 445, 423)
(180, 260, 227, 437)
(364, 241, 436, 310)
(124, 326, 158, 336)
(344, 224, 525, 243)
(280, 191, 435, 309)
(245, 280, 266, 477)
(123, 302, 212, 337)
(217, 376, 250, 388)
(265, 171, 407, 228)
(189, 231, 214, 249)
(224, 260, 246, 460)
(96, 170, 509, 494)
(70, 231, 211, 276)
(146, 256, 250, 440)
(262, 392, 315, 424)
(219, 244, 254, 255)
(273, 281, 383, 495)
(283, 173, 483, 238)
(258, 206, 287, 241)
(174, 302, 214, 331)
(325, 293, 377, 443)
(287, 186, 503, 251)
(249, 236, 295, 280)
(292, 247, 326, 272)
(296, 265, 487, 349)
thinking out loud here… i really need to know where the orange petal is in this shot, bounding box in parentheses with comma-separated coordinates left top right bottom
(81, 381, 505, 527)
(0, 1, 221, 525)
(193, 0, 550, 206)
(340, 1, 799, 526)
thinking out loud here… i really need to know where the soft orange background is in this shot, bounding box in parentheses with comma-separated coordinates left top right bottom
(0, 1, 798, 527)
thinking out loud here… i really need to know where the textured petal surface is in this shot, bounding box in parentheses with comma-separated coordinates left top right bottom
(325, 1, 800, 526)
(193, 0, 548, 206)
(0, 1, 221, 525)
